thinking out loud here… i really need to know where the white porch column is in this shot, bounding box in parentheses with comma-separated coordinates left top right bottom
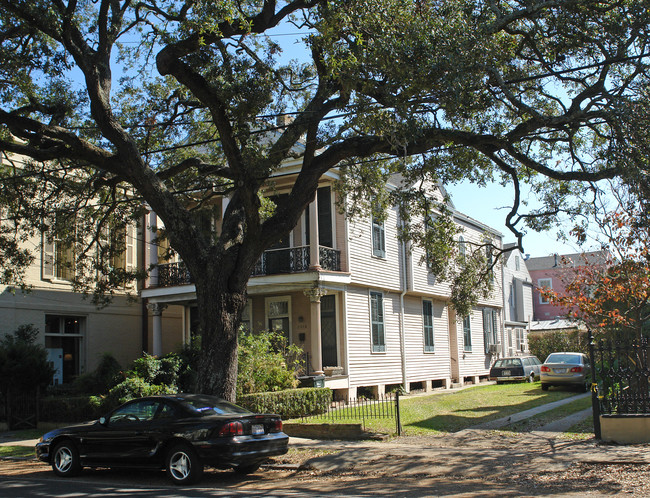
(147, 303, 167, 356)
(309, 196, 321, 270)
(148, 211, 159, 287)
(304, 286, 327, 375)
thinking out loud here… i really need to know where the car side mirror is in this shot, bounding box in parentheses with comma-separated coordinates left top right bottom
(99, 416, 107, 426)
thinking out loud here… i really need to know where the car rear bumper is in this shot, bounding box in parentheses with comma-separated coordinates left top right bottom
(194, 432, 289, 467)
(540, 373, 586, 385)
(489, 376, 527, 382)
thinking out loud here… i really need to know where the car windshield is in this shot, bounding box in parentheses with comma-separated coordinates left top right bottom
(494, 358, 522, 368)
(545, 353, 581, 364)
(182, 396, 252, 416)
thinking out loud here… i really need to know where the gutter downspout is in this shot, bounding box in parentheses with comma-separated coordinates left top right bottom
(399, 218, 408, 392)
(141, 210, 149, 353)
(501, 250, 507, 358)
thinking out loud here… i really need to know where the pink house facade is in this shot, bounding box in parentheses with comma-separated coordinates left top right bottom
(526, 251, 608, 321)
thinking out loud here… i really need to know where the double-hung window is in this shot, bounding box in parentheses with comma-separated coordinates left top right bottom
(483, 308, 498, 354)
(370, 291, 385, 352)
(371, 212, 386, 258)
(423, 300, 435, 352)
(463, 315, 472, 352)
(538, 278, 552, 304)
(42, 215, 76, 281)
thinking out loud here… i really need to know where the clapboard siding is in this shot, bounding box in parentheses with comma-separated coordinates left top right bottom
(452, 307, 501, 377)
(402, 297, 451, 382)
(347, 206, 403, 291)
(345, 286, 405, 387)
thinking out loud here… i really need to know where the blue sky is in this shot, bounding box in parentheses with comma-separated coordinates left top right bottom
(446, 180, 596, 258)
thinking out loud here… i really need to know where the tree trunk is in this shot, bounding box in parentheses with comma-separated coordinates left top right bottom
(193, 268, 248, 402)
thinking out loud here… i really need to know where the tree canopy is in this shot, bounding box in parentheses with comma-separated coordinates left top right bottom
(1, 1, 649, 399)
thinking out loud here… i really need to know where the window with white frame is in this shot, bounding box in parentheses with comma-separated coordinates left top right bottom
(422, 300, 435, 352)
(98, 223, 137, 274)
(463, 315, 472, 352)
(371, 211, 386, 258)
(515, 255, 520, 271)
(538, 278, 552, 304)
(516, 328, 525, 352)
(483, 308, 498, 354)
(45, 315, 85, 384)
(42, 232, 75, 281)
(266, 296, 291, 343)
(241, 301, 252, 333)
(370, 291, 385, 352)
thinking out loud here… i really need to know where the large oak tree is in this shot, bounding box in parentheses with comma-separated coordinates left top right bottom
(1, 1, 649, 400)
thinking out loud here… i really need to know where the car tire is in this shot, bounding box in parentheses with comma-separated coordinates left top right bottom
(51, 440, 82, 478)
(541, 383, 549, 391)
(234, 462, 261, 475)
(166, 443, 203, 485)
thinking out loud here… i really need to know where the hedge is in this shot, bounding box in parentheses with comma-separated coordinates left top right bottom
(40, 395, 106, 422)
(39, 387, 332, 423)
(238, 387, 332, 419)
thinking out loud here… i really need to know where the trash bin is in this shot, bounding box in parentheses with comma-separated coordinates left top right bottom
(298, 375, 326, 388)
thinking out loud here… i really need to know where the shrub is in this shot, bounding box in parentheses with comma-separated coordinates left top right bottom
(157, 353, 183, 386)
(528, 330, 588, 363)
(238, 387, 332, 419)
(40, 395, 105, 422)
(72, 353, 123, 394)
(237, 330, 303, 397)
(0, 325, 53, 397)
(130, 353, 160, 383)
(104, 377, 176, 408)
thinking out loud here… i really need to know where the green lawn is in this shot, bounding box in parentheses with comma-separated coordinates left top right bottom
(299, 383, 583, 435)
(500, 395, 593, 433)
(0, 445, 34, 458)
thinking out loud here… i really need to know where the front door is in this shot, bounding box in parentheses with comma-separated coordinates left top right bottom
(320, 295, 337, 367)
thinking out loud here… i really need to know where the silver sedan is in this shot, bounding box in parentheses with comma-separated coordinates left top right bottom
(540, 352, 591, 392)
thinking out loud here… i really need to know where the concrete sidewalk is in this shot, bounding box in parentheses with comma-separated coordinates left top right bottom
(465, 392, 591, 431)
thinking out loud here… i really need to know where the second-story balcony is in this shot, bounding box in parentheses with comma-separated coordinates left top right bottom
(156, 245, 341, 288)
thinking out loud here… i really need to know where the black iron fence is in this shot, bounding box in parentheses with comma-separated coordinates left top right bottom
(4, 389, 39, 430)
(591, 335, 650, 415)
(301, 392, 402, 435)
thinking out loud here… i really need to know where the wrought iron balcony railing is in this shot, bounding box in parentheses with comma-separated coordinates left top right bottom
(155, 245, 341, 287)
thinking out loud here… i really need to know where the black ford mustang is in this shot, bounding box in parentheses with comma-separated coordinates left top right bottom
(35, 393, 289, 484)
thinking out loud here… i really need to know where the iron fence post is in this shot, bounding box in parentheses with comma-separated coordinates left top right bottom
(588, 328, 602, 439)
(395, 391, 402, 436)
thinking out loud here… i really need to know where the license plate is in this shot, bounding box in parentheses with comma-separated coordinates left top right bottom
(554, 368, 566, 373)
(502, 370, 511, 376)
(251, 424, 264, 435)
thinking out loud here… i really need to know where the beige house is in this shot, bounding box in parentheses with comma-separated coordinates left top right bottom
(0, 154, 182, 384)
(143, 164, 504, 400)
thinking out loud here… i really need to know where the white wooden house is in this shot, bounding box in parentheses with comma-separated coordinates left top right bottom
(143, 165, 504, 399)
(500, 243, 534, 356)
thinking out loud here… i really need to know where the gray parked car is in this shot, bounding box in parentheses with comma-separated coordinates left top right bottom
(489, 355, 542, 384)
(540, 352, 591, 392)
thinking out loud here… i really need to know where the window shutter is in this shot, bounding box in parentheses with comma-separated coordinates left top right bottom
(42, 233, 55, 279)
(125, 224, 135, 269)
(483, 309, 490, 354)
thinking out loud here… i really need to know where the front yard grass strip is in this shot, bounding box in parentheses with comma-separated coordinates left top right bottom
(0, 446, 34, 458)
(293, 383, 579, 435)
(499, 395, 592, 433)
